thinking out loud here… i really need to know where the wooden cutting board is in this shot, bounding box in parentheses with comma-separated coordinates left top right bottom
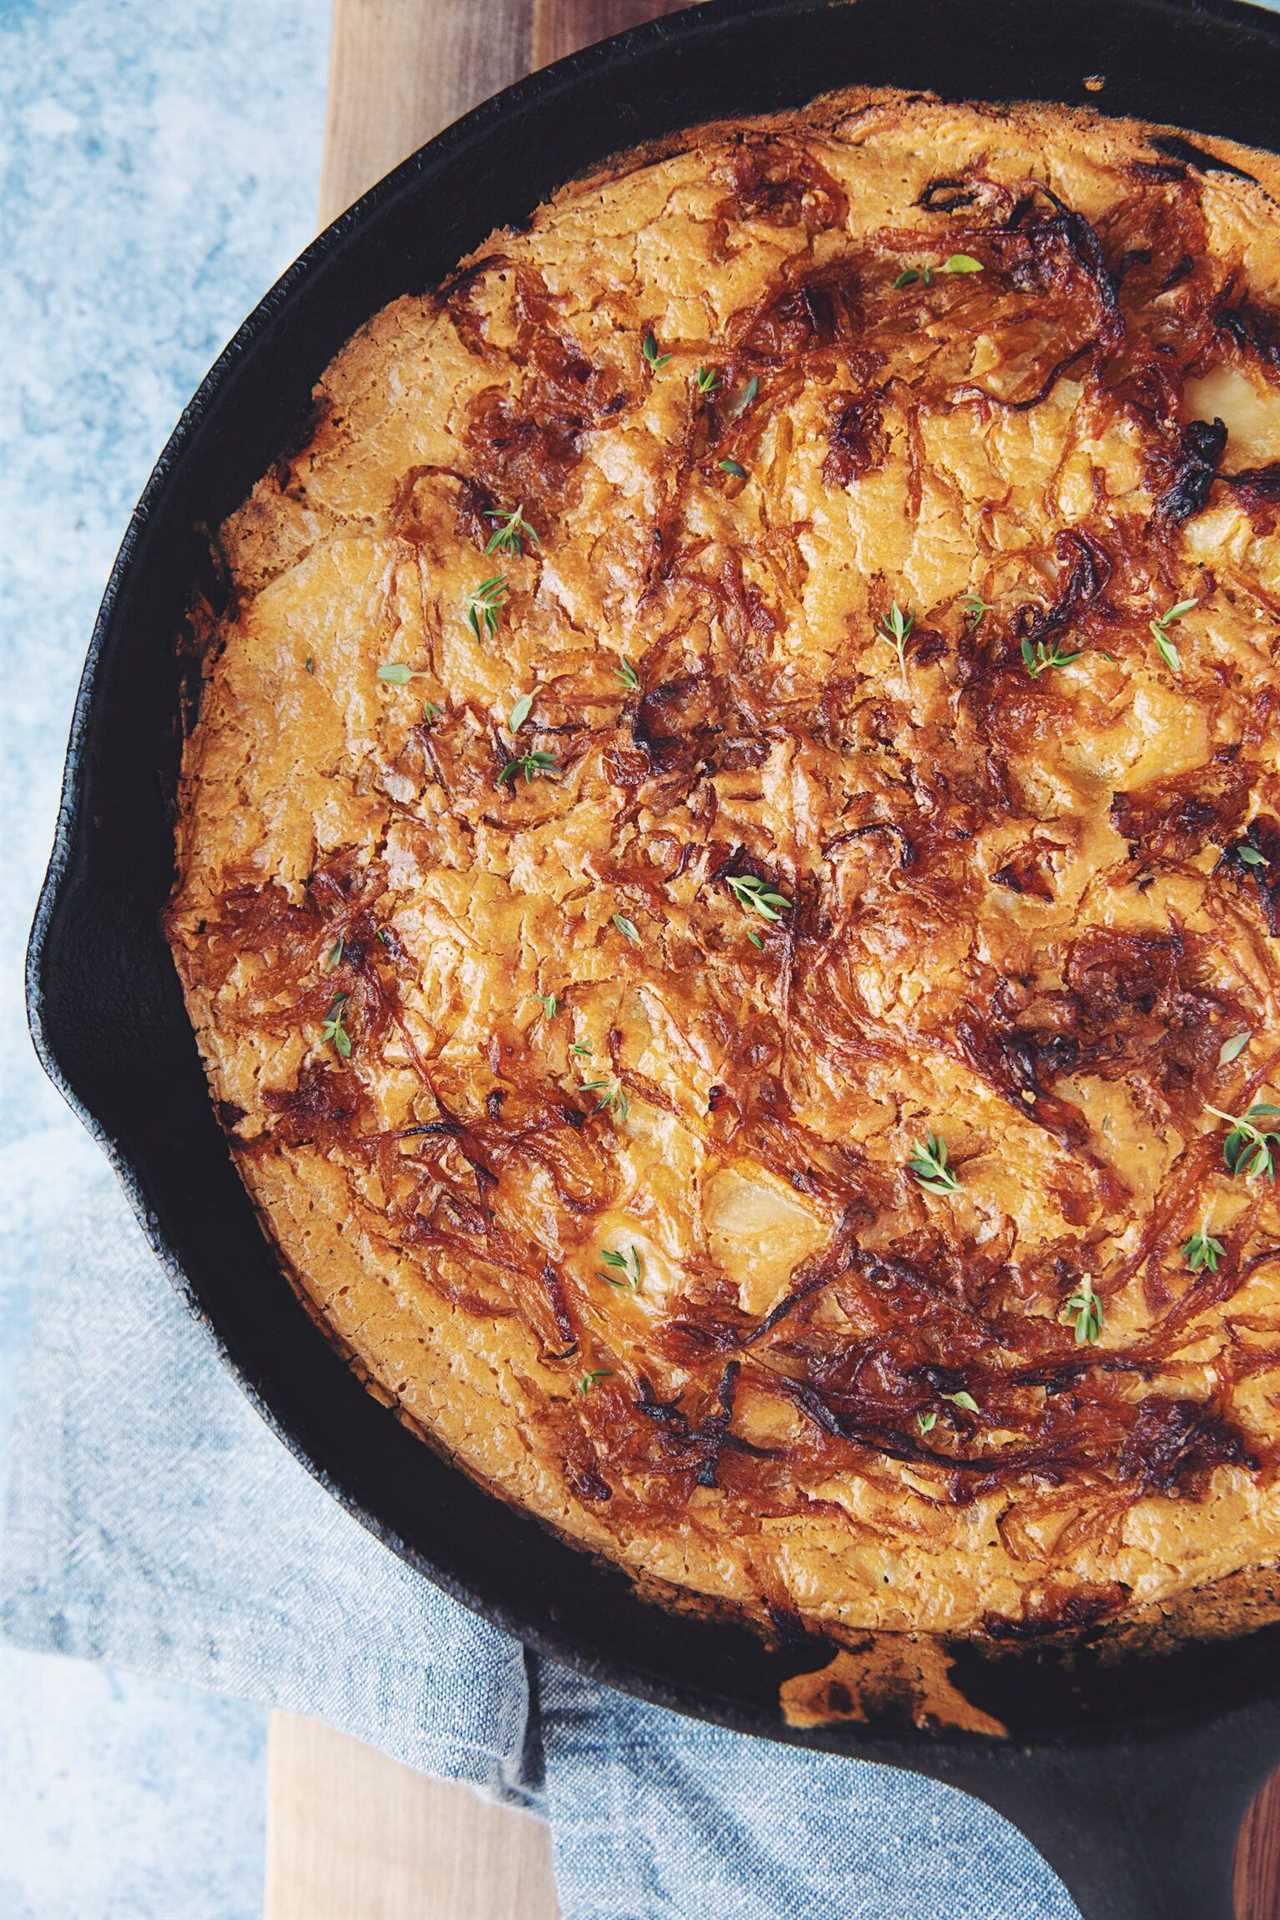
(264, 5, 1280, 1914)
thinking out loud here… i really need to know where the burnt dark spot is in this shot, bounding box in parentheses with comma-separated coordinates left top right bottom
(822, 391, 887, 488)
(1150, 134, 1258, 184)
(1150, 416, 1227, 526)
(1117, 1396, 1255, 1495)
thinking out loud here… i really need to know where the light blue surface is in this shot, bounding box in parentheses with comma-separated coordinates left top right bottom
(1, 1, 327, 1913)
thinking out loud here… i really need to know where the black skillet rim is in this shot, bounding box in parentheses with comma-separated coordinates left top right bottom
(25, 0, 1280, 1769)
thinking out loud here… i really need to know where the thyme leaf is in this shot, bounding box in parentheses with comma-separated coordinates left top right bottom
(600, 1244, 642, 1290)
(320, 993, 352, 1060)
(1182, 1222, 1226, 1274)
(377, 662, 414, 684)
(693, 366, 721, 395)
(1150, 597, 1197, 676)
(1021, 636, 1082, 678)
(907, 1132, 959, 1196)
(496, 749, 557, 787)
(613, 912, 641, 944)
(725, 872, 791, 922)
(877, 602, 914, 677)
(466, 574, 508, 644)
(484, 504, 540, 557)
(642, 332, 671, 370)
(1059, 1276, 1103, 1345)
(613, 657, 639, 689)
(1207, 1102, 1280, 1182)
(508, 689, 535, 732)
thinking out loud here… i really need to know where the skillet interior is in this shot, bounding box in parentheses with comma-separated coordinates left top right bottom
(26, 0, 1280, 1908)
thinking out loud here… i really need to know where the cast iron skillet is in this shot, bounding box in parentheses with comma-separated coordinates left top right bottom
(26, 0, 1280, 1911)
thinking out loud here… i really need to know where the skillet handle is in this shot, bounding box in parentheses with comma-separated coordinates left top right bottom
(946, 1720, 1273, 1919)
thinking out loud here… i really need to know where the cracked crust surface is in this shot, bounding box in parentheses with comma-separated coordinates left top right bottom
(167, 88, 1280, 1641)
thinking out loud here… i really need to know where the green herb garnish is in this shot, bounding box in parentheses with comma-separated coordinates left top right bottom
(599, 1245, 642, 1290)
(578, 1369, 614, 1393)
(917, 1410, 938, 1435)
(324, 936, 344, 971)
(718, 458, 747, 478)
(484, 504, 540, 557)
(895, 255, 983, 289)
(725, 872, 791, 922)
(466, 574, 508, 644)
(537, 993, 559, 1019)
(320, 993, 352, 1060)
(747, 929, 765, 950)
(1150, 597, 1197, 676)
(570, 1040, 592, 1058)
(942, 1390, 981, 1412)
(508, 689, 535, 732)
(496, 749, 558, 786)
(642, 332, 671, 371)
(1206, 1102, 1280, 1182)
(613, 913, 641, 944)
(907, 1132, 959, 1196)
(877, 602, 914, 677)
(959, 593, 993, 630)
(1021, 636, 1082, 678)
(1059, 1276, 1103, 1345)
(693, 366, 721, 395)
(1182, 1221, 1226, 1274)
(613, 658, 639, 690)
(377, 662, 414, 684)
(304, 656, 315, 674)
(1219, 1032, 1251, 1066)
(1236, 843, 1269, 869)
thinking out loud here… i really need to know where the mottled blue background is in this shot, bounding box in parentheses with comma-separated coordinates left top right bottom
(2, 3, 326, 1913)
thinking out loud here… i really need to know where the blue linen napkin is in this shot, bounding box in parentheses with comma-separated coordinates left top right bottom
(1, 1130, 1079, 1918)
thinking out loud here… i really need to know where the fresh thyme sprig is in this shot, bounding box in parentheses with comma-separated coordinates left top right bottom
(320, 993, 352, 1060)
(613, 913, 641, 944)
(537, 992, 559, 1019)
(693, 366, 721, 395)
(484, 504, 540, 557)
(942, 1389, 981, 1412)
(496, 748, 558, 787)
(1235, 841, 1270, 869)
(613, 657, 639, 690)
(1150, 597, 1197, 676)
(1206, 1102, 1280, 1181)
(508, 689, 536, 732)
(960, 593, 993, 630)
(1059, 1276, 1103, 1345)
(1182, 1220, 1226, 1273)
(466, 574, 508, 643)
(907, 1132, 959, 1195)
(578, 1369, 614, 1393)
(599, 1244, 642, 1290)
(581, 1075, 629, 1120)
(894, 253, 984, 289)
(377, 662, 416, 684)
(324, 936, 344, 971)
(877, 602, 913, 677)
(917, 1410, 938, 1434)
(718, 457, 747, 478)
(1021, 635, 1082, 678)
(642, 332, 671, 371)
(1219, 1032, 1251, 1066)
(725, 872, 791, 922)
(569, 1040, 592, 1058)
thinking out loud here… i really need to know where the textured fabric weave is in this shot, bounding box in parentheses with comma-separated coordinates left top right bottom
(2, 1140, 1079, 1917)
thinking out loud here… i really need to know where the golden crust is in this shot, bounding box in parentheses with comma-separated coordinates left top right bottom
(168, 88, 1280, 1642)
